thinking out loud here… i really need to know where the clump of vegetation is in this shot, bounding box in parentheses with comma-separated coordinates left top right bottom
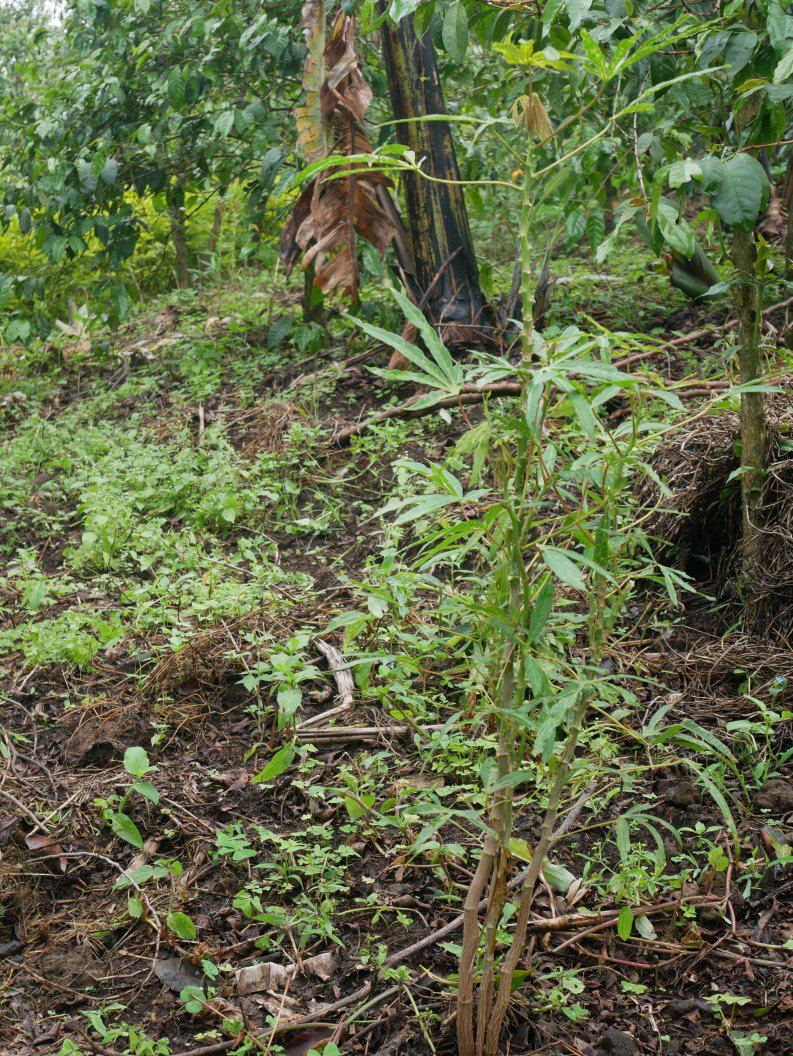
(0, 3, 790, 1056)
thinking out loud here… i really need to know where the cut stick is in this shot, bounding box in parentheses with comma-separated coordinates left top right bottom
(296, 638, 356, 731)
(295, 723, 445, 744)
(614, 294, 793, 369)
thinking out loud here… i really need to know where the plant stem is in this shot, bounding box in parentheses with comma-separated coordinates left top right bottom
(483, 684, 591, 1054)
(730, 227, 766, 569)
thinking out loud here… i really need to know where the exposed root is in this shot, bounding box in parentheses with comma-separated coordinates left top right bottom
(639, 393, 793, 636)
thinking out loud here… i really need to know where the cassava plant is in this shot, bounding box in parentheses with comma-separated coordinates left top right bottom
(342, 18, 720, 1053)
(357, 294, 683, 1054)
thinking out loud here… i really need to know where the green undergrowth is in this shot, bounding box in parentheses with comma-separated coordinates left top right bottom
(1, 269, 790, 1056)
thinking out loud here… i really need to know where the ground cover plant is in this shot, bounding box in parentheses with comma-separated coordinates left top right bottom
(0, 2, 791, 1056)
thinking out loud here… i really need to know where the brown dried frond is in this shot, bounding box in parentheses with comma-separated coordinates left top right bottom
(280, 5, 403, 299)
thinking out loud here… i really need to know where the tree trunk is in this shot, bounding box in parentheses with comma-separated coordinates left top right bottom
(731, 227, 766, 569)
(380, 10, 494, 343)
(167, 183, 190, 289)
(208, 201, 224, 257)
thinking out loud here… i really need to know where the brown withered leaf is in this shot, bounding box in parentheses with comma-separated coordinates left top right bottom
(302, 950, 336, 981)
(23, 832, 68, 873)
(235, 960, 292, 996)
(281, 5, 404, 300)
(0, 816, 68, 872)
(0, 816, 17, 846)
(282, 1028, 337, 1056)
(154, 956, 205, 993)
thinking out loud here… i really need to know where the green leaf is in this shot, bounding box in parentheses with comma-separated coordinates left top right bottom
(542, 860, 577, 894)
(251, 743, 296, 783)
(686, 762, 737, 837)
(276, 684, 302, 716)
(76, 159, 97, 194)
(111, 812, 144, 849)
(533, 715, 559, 761)
(167, 912, 197, 941)
(774, 48, 793, 84)
(526, 576, 554, 644)
(580, 29, 607, 78)
(710, 154, 769, 232)
(615, 816, 630, 860)
(767, 1, 793, 54)
(131, 780, 159, 804)
(567, 0, 593, 31)
(617, 905, 634, 940)
(542, 0, 566, 30)
(509, 839, 576, 893)
(18, 208, 31, 235)
(214, 110, 235, 138)
(657, 200, 696, 257)
(389, 0, 423, 22)
(541, 547, 586, 591)
(128, 896, 144, 919)
(389, 285, 462, 386)
(442, 2, 469, 61)
(565, 206, 586, 249)
(168, 68, 186, 110)
(180, 985, 205, 1014)
(124, 746, 151, 778)
(345, 793, 375, 820)
(586, 206, 605, 254)
(100, 159, 119, 186)
(668, 158, 702, 189)
(351, 315, 454, 392)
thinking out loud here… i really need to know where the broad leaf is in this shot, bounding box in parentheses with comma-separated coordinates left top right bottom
(389, 0, 423, 21)
(710, 154, 770, 232)
(167, 68, 185, 110)
(617, 906, 634, 940)
(442, 2, 468, 61)
(124, 746, 152, 778)
(586, 206, 605, 254)
(668, 159, 702, 188)
(565, 206, 586, 249)
(657, 199, 696, 258)
(111, 812, 144, 849)
(541, 547, 587, 591)
(167, 912, 197, 941)
(252, 743, 296, 784)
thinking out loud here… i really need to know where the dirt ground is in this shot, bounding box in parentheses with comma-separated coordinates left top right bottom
(0, 281, 791, 1056)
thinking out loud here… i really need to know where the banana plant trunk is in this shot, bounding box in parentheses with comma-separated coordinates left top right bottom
(380, 10, 494, 344)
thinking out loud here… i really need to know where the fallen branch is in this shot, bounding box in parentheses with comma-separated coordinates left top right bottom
(297, 639, 356, 730)
(333, 379, 733, 444)
(331, 383, 521, 443)
(382, 883, 720, 972)
(331, 296, 793, 444)
(614, 294, 793, 371)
